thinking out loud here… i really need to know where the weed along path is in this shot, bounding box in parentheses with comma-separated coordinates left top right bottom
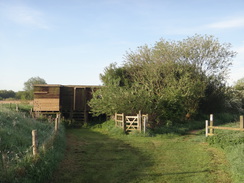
(49, 128, 232, 183)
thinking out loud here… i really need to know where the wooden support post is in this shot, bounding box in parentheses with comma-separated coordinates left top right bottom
(210, 114, 214, 135)
(84, 111, 88, 124)
(15, 104, 18, 112)
(32, 130, 38, 156)
(240, 115, 244, 129)
(84, 88, 88, 123)
(205, 120, 209, 137)
(73, 87, 76, 111)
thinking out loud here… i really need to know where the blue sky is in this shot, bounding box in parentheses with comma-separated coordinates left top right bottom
(0, 0, 244, 91)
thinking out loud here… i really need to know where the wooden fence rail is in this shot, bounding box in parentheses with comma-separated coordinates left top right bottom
(115, 111, 148, 133)
(205, 114, 244, 137)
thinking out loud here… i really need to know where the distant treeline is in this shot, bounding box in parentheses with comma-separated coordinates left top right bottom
(0, 90, 31, 100)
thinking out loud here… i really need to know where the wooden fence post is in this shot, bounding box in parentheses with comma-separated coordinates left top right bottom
(30, 108, 33, 118)
(55, 117, 59, 132)
(32, 130, 38, 156)
(15, 104, 18, 112)
(240, 115, 244, 129)
(57, 113, 61, 123)
(210, 114, 214, 135)
(205, 120, 209, 137)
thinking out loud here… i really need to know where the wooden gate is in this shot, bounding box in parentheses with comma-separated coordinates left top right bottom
(125, 115, 141, 132)
(115, 111, 148, 133)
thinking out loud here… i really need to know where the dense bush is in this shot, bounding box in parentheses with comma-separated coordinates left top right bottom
(89, 35, 236, 126)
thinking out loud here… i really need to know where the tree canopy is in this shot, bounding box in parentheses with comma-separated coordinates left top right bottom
(23, 76, 47, 100)
(89, 35, 236, 126)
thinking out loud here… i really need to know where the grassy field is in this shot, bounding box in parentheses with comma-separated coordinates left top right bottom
(50, 121, 232, 183)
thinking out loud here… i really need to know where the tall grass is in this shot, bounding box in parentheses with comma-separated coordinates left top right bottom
(0, 106, 65, 183)
(206, 121, 244, 182)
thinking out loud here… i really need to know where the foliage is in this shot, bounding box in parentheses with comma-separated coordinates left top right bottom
(89, 35, 236, 125)
(233, 77, 244, 111)
(0, 106, 65, 183)
(234, 77, 244, 91)
(23, 77, 47, 100)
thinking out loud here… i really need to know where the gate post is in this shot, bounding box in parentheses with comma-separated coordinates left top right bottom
(138, 111, 142, 132)
(240, 115, 244, 129)
(122, 113, 125, 131)
(205, 120, 209, 137)
(210, 114, 214, 135)
(115, 113, 117, 126)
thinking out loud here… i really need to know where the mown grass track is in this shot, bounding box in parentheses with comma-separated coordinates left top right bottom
(49, 128, 232, 183)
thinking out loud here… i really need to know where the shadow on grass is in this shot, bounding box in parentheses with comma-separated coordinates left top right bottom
(49, 128, 153, 183)
(154, 170, 209, 176)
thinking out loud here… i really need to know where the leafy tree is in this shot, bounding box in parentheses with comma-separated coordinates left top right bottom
(23, 77, 47, 100)
(89, 35, 236, 126)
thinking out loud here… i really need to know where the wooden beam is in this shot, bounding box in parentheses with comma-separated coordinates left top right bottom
(209, 126, 244, 131)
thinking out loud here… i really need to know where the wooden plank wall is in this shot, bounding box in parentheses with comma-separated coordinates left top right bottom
(33, 85, 100, 113)
(34, 98, 60, 111)
(33, 85, 60, 111)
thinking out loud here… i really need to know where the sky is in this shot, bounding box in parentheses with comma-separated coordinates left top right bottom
(0, 0, 244, 91)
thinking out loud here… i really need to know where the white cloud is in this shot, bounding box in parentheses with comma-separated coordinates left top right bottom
(207, 17, 244, 29)
(164, 16, 244, 36)
(4, 5, 49, 29)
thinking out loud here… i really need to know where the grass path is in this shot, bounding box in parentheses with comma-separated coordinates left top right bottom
(48, 129, 232, 183)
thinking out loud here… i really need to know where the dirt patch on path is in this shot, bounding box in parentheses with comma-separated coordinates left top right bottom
(48, 132, 86, 183)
